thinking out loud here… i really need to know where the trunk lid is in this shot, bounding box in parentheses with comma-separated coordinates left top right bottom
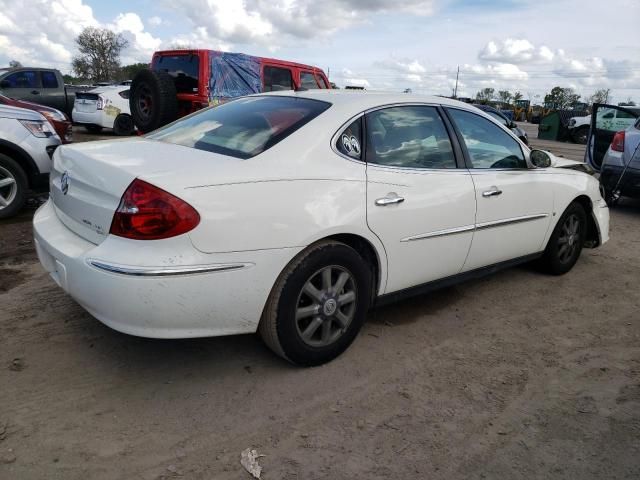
(50, 138, 242, 244)
(74, 92, 100, 113)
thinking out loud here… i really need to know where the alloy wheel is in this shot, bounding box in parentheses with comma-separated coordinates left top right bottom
(0, 166, 17, 211)
(557, 213, 581, 263)
(295, 265, 357, 348)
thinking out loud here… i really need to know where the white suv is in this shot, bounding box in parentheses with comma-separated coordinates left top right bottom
(0, 104, 61, 218)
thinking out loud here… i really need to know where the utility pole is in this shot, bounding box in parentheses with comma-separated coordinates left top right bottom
(454, 66, 459, 98)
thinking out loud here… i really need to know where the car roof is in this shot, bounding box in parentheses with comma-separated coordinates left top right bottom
(260, 89, 475, 116)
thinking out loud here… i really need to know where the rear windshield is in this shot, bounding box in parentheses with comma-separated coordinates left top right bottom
(152, 54, 199, 93)
(146, 96, 331, 159)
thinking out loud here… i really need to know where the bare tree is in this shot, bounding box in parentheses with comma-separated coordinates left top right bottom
(72, 27, 128, 82)
(589, 88, 611, 105)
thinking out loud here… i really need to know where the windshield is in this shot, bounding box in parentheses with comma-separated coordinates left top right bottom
(152, 54, 199, 94)
(146, 96, 331, 159)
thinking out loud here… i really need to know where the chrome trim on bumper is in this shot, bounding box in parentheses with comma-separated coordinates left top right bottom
(400, 214, 549, 243)
(87, 260, 251, 277)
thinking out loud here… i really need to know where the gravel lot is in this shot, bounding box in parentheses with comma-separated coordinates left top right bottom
(0, 126, 638, 479)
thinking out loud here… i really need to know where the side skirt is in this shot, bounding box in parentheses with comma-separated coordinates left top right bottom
(374, 252, 543, 307)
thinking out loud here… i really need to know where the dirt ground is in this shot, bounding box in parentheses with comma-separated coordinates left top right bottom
(0, 128, 639, 479)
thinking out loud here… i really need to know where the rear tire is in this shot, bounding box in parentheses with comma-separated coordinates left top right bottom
(540, 202, 587, 275)
(130, 69, 178, 133)
(259, 240, 372, 366)
(0, 153, 28, 219)
(113, 114, 134, 136)
(572, 126, 589, 145)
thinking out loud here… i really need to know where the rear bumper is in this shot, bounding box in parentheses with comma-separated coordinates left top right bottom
(72, 110, 113, 129)
(33, 200, 299, 338)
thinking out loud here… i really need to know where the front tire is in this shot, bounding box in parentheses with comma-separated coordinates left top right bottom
(259, 240, 372, 366)
(0, 153, 28, 219)
(85, 125, 103, 133)
(540, 202, 587, 275)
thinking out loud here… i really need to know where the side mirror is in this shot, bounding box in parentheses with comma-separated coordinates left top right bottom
(508, 121, 517, 129)
(530, 149, 552, 168)
(0, 80, 10, 89)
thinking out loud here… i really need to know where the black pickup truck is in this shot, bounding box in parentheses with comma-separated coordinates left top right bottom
(0, 67, 78, 117)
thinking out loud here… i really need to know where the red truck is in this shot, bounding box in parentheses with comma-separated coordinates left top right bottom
(129, 49, 331, 132)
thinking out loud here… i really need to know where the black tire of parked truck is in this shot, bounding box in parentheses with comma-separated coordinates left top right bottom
(130, 69, 178, 133)
(0, 153, 28, 219)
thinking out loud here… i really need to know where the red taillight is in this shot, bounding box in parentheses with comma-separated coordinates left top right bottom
(611, 131, 625, 152)
(110, 179, 200, 240)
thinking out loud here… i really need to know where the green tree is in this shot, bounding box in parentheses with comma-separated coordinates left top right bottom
(72, 27, 128, 82)
(513, 91, 523, 103)
(118, 62, 149, 81)
(497, 90, 512, 104)
(8, 60, 22, 69)
(544, 86, 581, 109)
(475, 87, 495, 103)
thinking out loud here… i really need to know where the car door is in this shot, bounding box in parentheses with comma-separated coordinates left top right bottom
(40, 71, 65, 112)
(445, 107, 553, 271)
(362, 105, 476, 293)
(0, 70, 41, 103)
(586, 104, 640, 171)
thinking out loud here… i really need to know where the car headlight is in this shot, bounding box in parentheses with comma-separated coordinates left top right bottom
(19, 119, 55, 138)
(41, 110, 68, 122)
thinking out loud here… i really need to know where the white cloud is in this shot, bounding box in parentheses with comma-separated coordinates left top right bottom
(148, 16, 163, 27)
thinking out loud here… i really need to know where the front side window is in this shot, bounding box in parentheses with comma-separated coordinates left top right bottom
(41, 71, 58, 88)
(486, 111, 509, 127)
(447, 108, 526, 169)
(263, 66, 293, 92)
(300, 71, 320, 89)
(336, 117, 363, 160)
(2, 71, 37, 88)
(147, 96, 330, 159)
(365, 106, 456, 169)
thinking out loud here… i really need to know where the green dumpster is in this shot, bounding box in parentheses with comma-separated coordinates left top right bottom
(538, 111, 561, 140)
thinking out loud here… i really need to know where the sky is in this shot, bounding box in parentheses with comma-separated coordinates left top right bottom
(0, 0, 639, 103)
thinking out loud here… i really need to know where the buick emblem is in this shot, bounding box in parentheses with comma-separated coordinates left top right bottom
(61, 171, 70, 195)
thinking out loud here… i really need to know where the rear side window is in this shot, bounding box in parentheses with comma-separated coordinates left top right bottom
(336, 117, 363, 160)
(2, 71, 38, 88)
(263, 66, 293, 92)
(152, 54, 199, 93)
(147, 96, 331, 159)
(41, 71, 59, 88)
(300, 72, 320, 89)
(366, 106, 456, 169)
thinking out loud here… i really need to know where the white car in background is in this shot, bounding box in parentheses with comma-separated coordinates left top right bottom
(72, 85, 134, 135)
(34, 91, 609, 365)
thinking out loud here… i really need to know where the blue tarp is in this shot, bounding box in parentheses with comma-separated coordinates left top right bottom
(209, 52, 261, 105)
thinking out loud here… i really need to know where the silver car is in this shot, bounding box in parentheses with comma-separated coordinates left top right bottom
(600, 116, 640, 204)
(0, 104, 61, 218)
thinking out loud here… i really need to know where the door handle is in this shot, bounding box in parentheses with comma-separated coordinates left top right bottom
(482, 187, 503, 198)
(31, 90, 40, 95)
(375, 193, 405, 206)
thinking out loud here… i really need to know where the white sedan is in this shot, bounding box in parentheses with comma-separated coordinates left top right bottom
(72, 86, 134, 135)
(34, 91, 610, 365)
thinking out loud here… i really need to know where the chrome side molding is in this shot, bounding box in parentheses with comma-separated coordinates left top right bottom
(87, 260, 251, 277)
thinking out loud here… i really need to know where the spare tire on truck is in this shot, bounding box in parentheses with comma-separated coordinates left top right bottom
(130, 69, 178, 133)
